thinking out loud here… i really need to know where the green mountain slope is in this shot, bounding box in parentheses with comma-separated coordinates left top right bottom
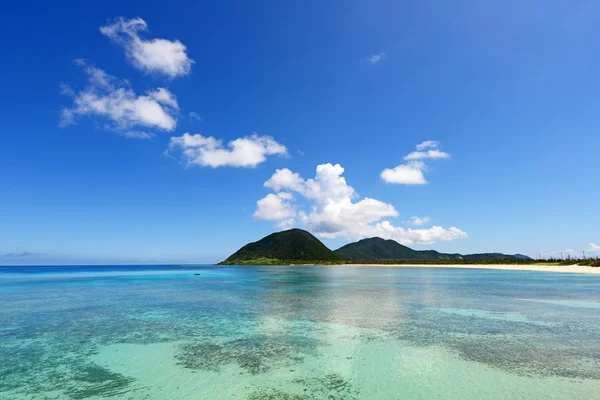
(334, 237, 429, 260)
(335, 238, 531, 261)
(219, 229, 344, 265)
(417, 250, 463, 260)
(462, 253, 531, 261)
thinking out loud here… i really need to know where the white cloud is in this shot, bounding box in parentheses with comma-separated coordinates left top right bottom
(382, 141, 449, 184)
(256, 163, 467, 245)
(275, 192, 294, 200)
(367, 52, 387, 65)
(254, 193, 296, 220)
(167, 133, 287, 168)
(416, 140, 439, 150)
(588, 243, 600, 253)
(189, 112, 201, 121)
(365, 222, 468, 245)
(276, 218, 297, 230)
(407, 216, 431, 226)
(61, 63, 179, 137)
(264, 168, 305, 191)
(100, 17, 193, 78)
(404, 149, 450, 160)
(381, 161, 428, 185)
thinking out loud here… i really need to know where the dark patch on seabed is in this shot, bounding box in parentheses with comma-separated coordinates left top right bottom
(248, 374, 359, 400)
(175, 334, 326, 375)
(65, 365, 136, 399)
(387, 308, 600, 379)
(450, 336, 600, 379)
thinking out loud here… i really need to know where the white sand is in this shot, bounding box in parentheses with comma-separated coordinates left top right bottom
(322, 264, 600, 274)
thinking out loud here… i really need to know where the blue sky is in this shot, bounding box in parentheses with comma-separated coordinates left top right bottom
(1, 0, 599, 265)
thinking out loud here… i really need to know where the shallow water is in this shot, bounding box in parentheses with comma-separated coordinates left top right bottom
(1, 265, 599, 399)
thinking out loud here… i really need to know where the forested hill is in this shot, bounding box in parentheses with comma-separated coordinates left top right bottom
(218, 229, 344, 265)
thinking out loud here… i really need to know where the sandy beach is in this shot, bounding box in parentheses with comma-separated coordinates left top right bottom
(325, 264, 600, 275)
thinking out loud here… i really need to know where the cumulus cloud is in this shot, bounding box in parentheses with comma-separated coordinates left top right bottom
(381, 161, 428, 185)
(264, 168, 305, 191)
(61, 63, 179, 137)
(367, 52, 387, 65)
(381, 141, 449, 184)
(166, 133, 287, 168)
(407, 216, 431, 226)
(255, 163, 467, 245)
(100, 17, 193, 78)
(254, 193, 296, 221)
(276, 218, 297, 230)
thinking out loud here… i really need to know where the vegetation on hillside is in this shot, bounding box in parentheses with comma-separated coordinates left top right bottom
(334, 237, 531, 262)
(218, 229, 344, 265)
(334, 237, 428, 260)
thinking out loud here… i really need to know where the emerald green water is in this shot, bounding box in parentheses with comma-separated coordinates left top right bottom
(1, 266, 599, 399)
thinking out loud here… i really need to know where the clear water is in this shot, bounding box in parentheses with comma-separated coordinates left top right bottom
(1, 265, 599, 399)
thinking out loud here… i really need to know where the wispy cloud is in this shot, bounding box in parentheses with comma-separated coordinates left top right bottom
(189, 112, 201, 121)
(404, 149, 450, 161)
(381, 141, 449, 185)
(121, 131, 154, 139)
(100, 17, 193, 78)
(588, 243, 600, 253)
(367, 52, 387, 65)
(166, 133, 287, 168)
(416, 140, 439, 150)
(60, 62, 179, 138)
(255, 163, 467, 245)
(4, 251, 42, 258)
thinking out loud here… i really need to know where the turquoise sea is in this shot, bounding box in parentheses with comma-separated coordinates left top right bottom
(1, 265, 600, 399)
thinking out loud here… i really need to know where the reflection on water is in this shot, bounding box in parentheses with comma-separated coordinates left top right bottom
(1, 266, 600, 399)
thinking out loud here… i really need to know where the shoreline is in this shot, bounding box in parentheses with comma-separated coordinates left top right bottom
(4, 264, 597, 275)
(315, 263, 600, 274)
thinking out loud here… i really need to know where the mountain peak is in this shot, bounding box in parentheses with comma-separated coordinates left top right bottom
(219, 229, 344, 265)
(335, 237, 426, 261)
(335, 237, 531, 261)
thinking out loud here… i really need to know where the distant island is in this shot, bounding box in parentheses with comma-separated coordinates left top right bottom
(217, 229, 576, 266)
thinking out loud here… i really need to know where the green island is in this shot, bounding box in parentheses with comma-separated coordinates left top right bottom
(218, 229, 600, 267)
